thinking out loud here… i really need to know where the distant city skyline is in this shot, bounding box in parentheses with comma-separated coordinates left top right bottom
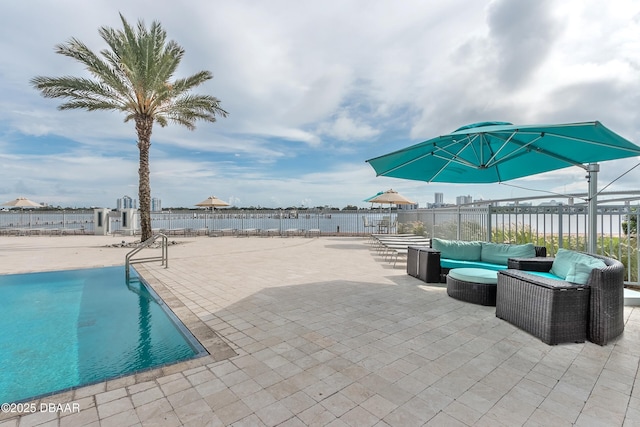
(151, 198, 162, 213)
(116, 195, 137, 211)
(456, 195, 473, 206)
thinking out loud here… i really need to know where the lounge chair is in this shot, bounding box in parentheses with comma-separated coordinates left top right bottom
(362, 216, 377, 233)
(371, 234, 430, 266)
(283, 228, 302, 237)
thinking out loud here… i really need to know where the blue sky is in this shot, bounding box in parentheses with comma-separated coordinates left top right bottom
(2, 0, 640, 209)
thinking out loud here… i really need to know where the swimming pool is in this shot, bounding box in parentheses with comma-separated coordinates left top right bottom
(0, 266, 206, 403)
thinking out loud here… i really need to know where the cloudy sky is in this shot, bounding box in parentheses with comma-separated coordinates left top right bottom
(2, 0, 640, 209)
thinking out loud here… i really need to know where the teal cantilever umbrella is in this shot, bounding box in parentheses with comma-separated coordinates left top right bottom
(366, 121, 640, 253)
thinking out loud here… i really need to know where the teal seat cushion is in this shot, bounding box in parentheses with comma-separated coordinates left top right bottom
(522, 271, 564, 281)
(441, 259, 507, 271)
(550, 249, 607, 281)
(480, 242, 535, 265)
(432, 238, 482, 262)
(448, 268, 498, 284)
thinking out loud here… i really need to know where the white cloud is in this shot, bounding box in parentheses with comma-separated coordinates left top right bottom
(317, 113, 380, 141)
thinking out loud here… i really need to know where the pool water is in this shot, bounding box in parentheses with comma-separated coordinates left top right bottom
(0, 266, 206, 403)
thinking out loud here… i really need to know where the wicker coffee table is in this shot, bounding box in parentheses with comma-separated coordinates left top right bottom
(446, 268, 499, 306)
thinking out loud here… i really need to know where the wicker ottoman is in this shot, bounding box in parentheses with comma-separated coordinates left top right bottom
(446, 268, 498, 306)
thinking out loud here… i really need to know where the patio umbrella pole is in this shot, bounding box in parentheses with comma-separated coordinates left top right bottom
(587, 163, 599, 254)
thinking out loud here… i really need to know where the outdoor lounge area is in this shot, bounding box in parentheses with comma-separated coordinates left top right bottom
(405, 238, 626, 346)
(1, 235, 637, 426)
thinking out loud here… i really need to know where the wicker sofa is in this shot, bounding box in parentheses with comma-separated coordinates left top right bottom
(498, 250, 625, 345)
(412, 238, 547, 283)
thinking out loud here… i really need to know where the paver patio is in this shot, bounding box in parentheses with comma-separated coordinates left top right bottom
(0, 235, 638, 426)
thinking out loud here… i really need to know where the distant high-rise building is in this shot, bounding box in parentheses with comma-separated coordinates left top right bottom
(151, 198, 162, 212)
(117, 195, 137, 210)
(456, 195, 473, 205)
(434, 192, 444, 205)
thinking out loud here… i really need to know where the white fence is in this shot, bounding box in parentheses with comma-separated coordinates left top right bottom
(0, 209, 396, 236)
(398, 203, 640, 284)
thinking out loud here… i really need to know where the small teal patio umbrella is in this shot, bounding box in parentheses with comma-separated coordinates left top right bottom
(366, 121, 640, 252)
(364, 191, 384, 203)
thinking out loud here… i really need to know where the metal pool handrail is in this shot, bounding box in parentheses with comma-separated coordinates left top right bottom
(125, 233, 168, 280)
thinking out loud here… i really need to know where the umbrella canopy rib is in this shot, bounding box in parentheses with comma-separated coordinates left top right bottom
(483, 133, 586, 170)
(483, 130, 524, 168)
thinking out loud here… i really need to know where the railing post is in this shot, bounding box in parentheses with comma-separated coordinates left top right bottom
(558, 206, 563, 249)
(432, 210, 436, 238)
(164, 235, 168, 268)
(487, 204, 492, 242)
(627, 205, 640, 285)
(456, 206, 461, 240)
(587, 163, 599, 254)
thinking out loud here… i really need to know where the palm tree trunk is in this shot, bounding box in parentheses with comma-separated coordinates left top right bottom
(136, 116, 154, 241)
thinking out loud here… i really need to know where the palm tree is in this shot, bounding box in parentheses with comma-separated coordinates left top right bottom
(31, 14, 228, 241)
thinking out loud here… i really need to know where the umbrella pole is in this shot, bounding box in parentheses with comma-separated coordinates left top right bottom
(587, 163, 599, 254)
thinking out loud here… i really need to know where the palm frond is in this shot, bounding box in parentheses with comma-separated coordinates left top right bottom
(155, 93, 228, 127)
(32, 14, 227, 126)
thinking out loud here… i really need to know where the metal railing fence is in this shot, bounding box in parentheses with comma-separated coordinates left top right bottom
(0, 209, 94, 234)
(398, 203, 640, 284)
(107, 209, 398, 236)
(0, 209, 399, 236)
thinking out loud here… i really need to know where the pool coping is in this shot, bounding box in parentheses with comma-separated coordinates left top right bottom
(134, 264, 238, 362)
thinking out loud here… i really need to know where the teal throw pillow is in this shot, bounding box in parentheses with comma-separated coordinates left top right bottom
(480, 242, 535, 265)
(431, 238, 482, 261)
(550, 249, 607, 280)
(565, 262, 602, 285)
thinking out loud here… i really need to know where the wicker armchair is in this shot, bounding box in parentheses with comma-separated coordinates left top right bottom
(500, 253, 624, 345)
